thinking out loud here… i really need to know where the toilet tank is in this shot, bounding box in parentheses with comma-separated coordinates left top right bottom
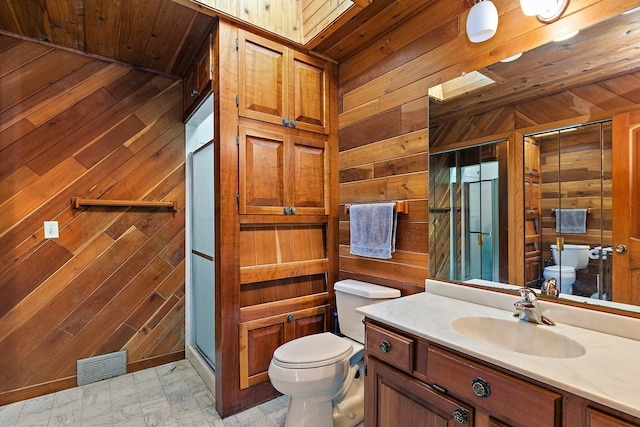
(550, 244, 590, 270)
(334, 279, 401, 344)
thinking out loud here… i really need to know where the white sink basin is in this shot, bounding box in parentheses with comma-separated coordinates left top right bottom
(452, 316, 586, 359)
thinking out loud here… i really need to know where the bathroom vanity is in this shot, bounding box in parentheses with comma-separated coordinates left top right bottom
(359, 281, 640, 426)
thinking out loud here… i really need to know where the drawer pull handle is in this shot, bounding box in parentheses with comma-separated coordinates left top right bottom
(379, 340, 391, 353)
(472, 377, 491, 398)
(452, 407, 469, 424)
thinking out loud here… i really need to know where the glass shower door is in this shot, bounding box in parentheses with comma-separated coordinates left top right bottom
(191, 142, 215, 368)
(462, 163, 499, 282)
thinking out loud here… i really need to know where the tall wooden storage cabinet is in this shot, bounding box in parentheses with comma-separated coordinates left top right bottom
(213, 19, 338, 417)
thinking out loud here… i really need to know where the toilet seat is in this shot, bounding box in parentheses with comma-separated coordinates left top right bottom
(544, 265, 575, 275)
(272, 332, 352, 369)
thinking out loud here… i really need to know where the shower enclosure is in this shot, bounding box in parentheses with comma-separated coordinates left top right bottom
(429, 141, 507, 283)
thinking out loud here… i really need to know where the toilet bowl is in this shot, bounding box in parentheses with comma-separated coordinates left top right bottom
(543, 265, 576, 294)
(268, 280, 400, 427)
(542, 244, 590, 294)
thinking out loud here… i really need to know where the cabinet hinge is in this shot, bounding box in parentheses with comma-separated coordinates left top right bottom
(236, 193, 240, 206)
(236, 135, 239, 146)
(432, 383, 447, 394)
(364, 364, 367, 377)
(235, 38, 239, 50)
(235, 94, 239, 107)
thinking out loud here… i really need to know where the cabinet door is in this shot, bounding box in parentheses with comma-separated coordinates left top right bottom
(238, 30, 288, 126)
(183, 64, 198, 113)
(239, 305, 329, 389)
(288, 135, 328, 215)
(366, 357, 473, 427)
(196, 33, 212, 97)
(239, 126, 286, 215)
(587, 408, 640, 427)
(289, 51, 329, 134)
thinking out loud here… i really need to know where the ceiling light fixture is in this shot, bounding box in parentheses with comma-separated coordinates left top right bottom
(553, 30, 579, 42)
(500, 52, 523, 62)
(536, 0, 570, 23)
(622, 6, 640, 14)
(466, 0, 499, 43)
(520, 0, 553, 16)
(520, 0, 569, 23)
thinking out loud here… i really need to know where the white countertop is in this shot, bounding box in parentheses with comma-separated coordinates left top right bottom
(356, 281, 640, 418)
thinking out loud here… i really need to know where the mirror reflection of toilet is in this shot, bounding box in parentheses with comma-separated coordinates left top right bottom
(268, 280, 400, 427)
(543, 244, 590, 294)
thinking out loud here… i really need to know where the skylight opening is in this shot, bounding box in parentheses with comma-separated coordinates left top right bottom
(428, 70, 496, 102)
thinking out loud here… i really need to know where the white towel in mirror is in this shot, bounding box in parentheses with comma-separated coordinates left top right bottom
(555, 208, 587, 234)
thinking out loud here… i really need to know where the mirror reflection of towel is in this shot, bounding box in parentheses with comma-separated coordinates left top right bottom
(349, 203, 397, 259)
(556, 208, 587, 234)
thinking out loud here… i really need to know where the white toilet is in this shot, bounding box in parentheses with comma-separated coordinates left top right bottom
(543, 244, 590, 294)
(268, 279, 401, 427)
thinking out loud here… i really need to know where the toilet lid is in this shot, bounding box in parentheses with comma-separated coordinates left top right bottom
(272, 333, 352, 369)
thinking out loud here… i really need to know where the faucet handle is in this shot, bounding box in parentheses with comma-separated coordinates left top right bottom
(518, 287, 538, 303)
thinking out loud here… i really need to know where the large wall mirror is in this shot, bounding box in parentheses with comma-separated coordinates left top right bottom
(428, 8, 640, 314)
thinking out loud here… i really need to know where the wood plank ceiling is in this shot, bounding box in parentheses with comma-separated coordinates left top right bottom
(0, 0, 216, 77)
(2, 0, 640, 124)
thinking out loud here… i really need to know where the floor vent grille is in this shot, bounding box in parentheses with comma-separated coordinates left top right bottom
(77, 350, 127, 386)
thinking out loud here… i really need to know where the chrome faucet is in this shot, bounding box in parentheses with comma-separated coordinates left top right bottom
(514, 288, 555, 326)
(541, 277, 559, 298)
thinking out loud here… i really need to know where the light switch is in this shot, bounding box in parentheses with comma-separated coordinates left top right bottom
(44, 221, 59, 238)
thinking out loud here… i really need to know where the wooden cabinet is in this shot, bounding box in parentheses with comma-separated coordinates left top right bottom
(365, 321, 561, 427)
(238, 29, 329, 134)
(365, 321, 640, 426)
(184, 32, 213, 115)
(239, 305, 329, 389)
(366, 356, 474, 426)
(238, 124, 328, 216)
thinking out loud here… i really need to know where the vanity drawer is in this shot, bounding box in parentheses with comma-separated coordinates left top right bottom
(365, 323, 414, 373)
(426, 347, 561, 427)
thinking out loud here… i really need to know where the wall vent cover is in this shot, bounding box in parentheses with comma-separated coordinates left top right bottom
(77, 350, 127, 386)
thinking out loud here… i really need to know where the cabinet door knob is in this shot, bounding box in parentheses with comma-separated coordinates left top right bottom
(452, 407, 469, 424)
(471, 377, 491, 398)
(379, 340, 391, 353)
(288, 120, 296, 128)
(289, 206, 296, 215)
(283, 207, 290, 215)
(282, 118, 290, 127)
(191, 89, 198, 99)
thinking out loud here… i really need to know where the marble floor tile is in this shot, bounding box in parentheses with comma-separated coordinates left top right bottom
(0, 360, 304, 427)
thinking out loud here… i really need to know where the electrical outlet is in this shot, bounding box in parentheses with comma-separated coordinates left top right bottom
(44, 221, 59, 238)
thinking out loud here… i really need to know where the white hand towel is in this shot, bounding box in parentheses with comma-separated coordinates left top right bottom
(349, 202, 397, 259)
(555, 208, 587, 234)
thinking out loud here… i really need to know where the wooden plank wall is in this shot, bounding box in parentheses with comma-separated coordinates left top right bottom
(337, 0, 475, 294)
(0, 35, 186, 405)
